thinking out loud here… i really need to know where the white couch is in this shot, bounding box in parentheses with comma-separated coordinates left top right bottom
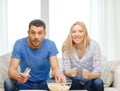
(0, 52, 120, 91)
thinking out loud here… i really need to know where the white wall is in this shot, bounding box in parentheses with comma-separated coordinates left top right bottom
(0, 0, 8, 55)
(1, 0, 120, 61)
(7, 0, 41, 52)
(49, 0, 90, 57)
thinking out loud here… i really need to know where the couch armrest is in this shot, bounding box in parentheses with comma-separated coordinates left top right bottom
(113, 65, 120, 91)
(0, 68, 3, 88)
(0, 52, 11, 88)
(0, 65, 8, 88)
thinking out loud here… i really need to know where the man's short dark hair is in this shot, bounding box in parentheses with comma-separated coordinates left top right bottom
(29, 19, 46, 29)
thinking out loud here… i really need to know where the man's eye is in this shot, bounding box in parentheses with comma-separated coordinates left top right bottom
(31, 32, 35, 34)
(38, 32, 43, 34)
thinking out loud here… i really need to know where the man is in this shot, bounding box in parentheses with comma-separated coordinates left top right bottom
(4, 19, 66, 90)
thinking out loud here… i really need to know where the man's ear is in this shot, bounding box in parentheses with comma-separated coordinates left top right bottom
(27, 30, 30, 35)
(44, 31, 46, 36)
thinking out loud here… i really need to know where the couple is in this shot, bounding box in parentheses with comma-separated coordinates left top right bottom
(4, 19, 104, 91)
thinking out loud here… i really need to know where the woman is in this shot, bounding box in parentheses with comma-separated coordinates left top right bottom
(62, 21, 104, 91)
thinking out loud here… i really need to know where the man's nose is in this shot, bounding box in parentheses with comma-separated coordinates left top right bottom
(35, 34, 39, 39)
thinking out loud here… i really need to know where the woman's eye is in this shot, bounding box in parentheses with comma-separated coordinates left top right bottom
(71, 30, 76, 33)
(79, 31, 83, 33)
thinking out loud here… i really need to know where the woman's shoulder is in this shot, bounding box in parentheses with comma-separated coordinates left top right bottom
(90, 39, 99, 45)
(88, 39, 100, 49)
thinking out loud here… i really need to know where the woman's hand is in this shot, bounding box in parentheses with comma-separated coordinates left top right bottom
(17, 73, 30, 83)
(64, 67, 78, 77)
(70, 67, 78, 77)
(82, 69, 90, 79)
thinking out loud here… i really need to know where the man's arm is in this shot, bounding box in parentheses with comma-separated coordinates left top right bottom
(50, 55, 66, 82)
(8, 58, 20, 80)
(8, 58, 30, 83)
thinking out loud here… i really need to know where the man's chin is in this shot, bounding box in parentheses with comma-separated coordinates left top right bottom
(32, 44, 40, 49)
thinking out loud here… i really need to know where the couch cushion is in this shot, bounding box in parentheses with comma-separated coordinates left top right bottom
(0, 88, 4, 91)
(105, 87, 119, 91)
(101, 60, 120, 87)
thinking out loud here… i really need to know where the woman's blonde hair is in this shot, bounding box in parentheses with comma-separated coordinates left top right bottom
(62, 21, 90, 55)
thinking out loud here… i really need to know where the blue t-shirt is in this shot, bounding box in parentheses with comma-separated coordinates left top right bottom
(12, 37, 58, 82)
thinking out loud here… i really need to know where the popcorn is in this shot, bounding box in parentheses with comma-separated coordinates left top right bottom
(48, 83, 70, 91)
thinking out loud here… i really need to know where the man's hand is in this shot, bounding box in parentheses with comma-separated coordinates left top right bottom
(54, 70, 66, 83)
(17, 73, 30, 83)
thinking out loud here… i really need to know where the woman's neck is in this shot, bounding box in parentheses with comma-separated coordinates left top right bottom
(75, 43, 85, 50)
(75, 44, 86, 59)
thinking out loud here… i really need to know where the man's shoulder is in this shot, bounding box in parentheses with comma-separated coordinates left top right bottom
(42, 38, 57, 48)
(14, 37, 27, 47)
(43, 38, 55, 43)
(15, 37, 27, 43)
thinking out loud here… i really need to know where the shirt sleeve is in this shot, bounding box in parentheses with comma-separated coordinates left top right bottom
(12, 40, 21, 60)
(62, 51, 72, 71)
(92, 41, 102, 73)
(48, 41, 59, 57)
